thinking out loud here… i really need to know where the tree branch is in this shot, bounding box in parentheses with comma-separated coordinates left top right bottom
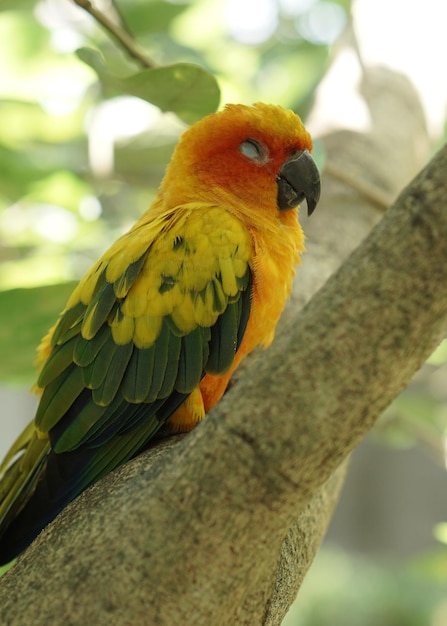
(73, 0, 156, 68)
(0, 70, 442, 624)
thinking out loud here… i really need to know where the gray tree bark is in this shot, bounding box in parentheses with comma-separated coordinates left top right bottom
(1, 68, 445, 625)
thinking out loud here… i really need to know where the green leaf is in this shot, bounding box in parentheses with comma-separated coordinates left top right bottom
(76, 48, 220, 123)
(120, 1, 188, 35)
(76, 47, 109, 78)
(119, 64, 220, 124)
(0, 283, 76, 385)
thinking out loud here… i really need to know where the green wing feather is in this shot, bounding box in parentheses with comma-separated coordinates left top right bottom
(35, 203, 253, 453)
(0, 203, 253, 563)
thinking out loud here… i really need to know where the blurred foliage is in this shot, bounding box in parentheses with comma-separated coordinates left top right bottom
(0, 558, 15, 578)
(283, 546, 447, 626)
(0, 0, 340, 385)
(372, 338, 447, 464)
(0, 282, 76, 383)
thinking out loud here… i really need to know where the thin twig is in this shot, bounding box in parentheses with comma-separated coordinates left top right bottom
(109, 0, 134, 38)
(324, 161, 393, 211)
(73, 0, 156, 69)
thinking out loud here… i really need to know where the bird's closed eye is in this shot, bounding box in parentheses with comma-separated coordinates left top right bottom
(239, 138, 268, 163)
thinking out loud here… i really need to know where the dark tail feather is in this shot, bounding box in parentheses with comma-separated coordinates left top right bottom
(0, 466, 64, 564)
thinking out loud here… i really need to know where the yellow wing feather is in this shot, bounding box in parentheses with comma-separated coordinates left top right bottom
(32, 202, 253, 447)
(53, 203, 252, 353)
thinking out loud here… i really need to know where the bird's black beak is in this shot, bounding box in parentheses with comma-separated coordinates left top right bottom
(276, 149, 321, 216)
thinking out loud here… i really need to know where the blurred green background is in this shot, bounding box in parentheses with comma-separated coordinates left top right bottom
(1, 0, 447, 623)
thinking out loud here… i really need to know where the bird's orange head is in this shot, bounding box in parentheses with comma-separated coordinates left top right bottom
(159, 102, 320, 228)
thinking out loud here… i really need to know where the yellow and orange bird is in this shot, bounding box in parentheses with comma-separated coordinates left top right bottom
(0, 103, 320, 563)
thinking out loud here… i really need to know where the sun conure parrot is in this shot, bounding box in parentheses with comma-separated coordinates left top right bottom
(0, 102, 320, 564)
